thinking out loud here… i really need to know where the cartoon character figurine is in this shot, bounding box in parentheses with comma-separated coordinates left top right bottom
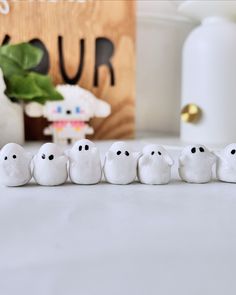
(179, 145, 216, 183)
(25, 85, 111, 145)
(33, 143, 68, 186)
(138, 144, 174, 185)
(66, 139, 102, 184)
(0, 143, 32, 186)
(103, 141, 140, 185)
(216, 143, 236, 183)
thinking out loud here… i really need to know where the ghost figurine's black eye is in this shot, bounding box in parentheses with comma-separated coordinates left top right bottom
(117, 151, 121, 155)
(49, 155, 54, 160)
(151, 151, 155, 155)
(199, 147, 204, 152)
(12, 155, 17, 159)
(158, 151, 162, 155)
(125, 151, 129, 156)
(4, 156, 7, 160)
(191, 147, 196, 153)
(85, 145, 89, 151)
(79, 145, 82, 151)
(231, 149, 236, 155)
(42, 154, 46, 159)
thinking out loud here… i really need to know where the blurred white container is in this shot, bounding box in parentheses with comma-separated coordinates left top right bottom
(0, 101, 24, 148)
(0, 68, 24, 147)
(180, 1, 236, 144)
(136, 0, 194, 135)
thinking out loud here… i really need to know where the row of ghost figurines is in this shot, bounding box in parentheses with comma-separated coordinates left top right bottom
(0, 140, 236, 187)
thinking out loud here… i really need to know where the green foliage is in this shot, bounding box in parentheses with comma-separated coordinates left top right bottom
(0, 43, 63, 104)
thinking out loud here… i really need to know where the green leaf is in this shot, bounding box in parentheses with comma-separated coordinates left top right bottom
(6, 74, 46, 100)
(28, 72, 63, 102)
(0, 43, 43, 70)
(6, 73, 63, 104)
(0, 55, 26, 78)
(0, 42, 62, 104)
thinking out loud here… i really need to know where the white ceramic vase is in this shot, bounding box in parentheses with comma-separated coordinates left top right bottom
(179, 1, 236, 144)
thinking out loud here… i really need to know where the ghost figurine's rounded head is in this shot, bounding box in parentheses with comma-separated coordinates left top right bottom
(180, 144, 215, 164)
(142, 144, 174, 166)
(36, 143, 64, 161)
(111, 141, 133, 152)
(0, 143, 29, 164)
(70, 139, 96, 155)
(221, 143, 236, 164)
(107, 141, 135, 159)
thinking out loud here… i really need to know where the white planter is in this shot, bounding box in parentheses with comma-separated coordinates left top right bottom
(136, 1, 195, 135)
(0, 67, 25, 147)
(0, 100, 24, 147)
(180, 0, 236, 144)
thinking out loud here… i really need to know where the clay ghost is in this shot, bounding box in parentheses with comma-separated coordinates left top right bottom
(66, 139, 102, 184)
(138, 144, 174, 184)
(33, 143, 68, 186)
(103, 141, 140, 184)
(179, 145, 216, 183)
(0, 143, 32, 186)
(216, 143, 236, 183)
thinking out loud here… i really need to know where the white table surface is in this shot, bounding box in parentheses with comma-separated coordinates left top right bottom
(1, 137, 236, 295)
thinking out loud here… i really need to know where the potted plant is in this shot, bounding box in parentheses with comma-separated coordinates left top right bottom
(0, 42, 63, 147)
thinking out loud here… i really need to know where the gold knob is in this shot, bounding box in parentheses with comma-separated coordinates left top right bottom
(181, 103, 202, 123)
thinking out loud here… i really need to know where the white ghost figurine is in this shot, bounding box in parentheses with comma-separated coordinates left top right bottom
(0, 143, 32, 186)
(66, 139, 102, 184)
(216, 143, 236, 183)
(104, 141, 140, 185)
(179, 145, 216, 183)
(33, 143, 68, 186)
(138, 144, 174, 184)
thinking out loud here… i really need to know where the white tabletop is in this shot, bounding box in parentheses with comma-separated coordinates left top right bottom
(1, 137, 236, 295)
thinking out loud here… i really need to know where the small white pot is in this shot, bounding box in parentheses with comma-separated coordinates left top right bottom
(0, 66, 25, 147)
(136, 1, 195, 135)
(0, 100, 24, 147)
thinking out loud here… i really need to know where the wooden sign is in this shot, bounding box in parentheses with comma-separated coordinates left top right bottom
(0, 0, 135, 140)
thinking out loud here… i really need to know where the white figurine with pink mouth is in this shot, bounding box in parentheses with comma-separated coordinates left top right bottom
(25, 84, 111, 145)
(33, 143, 68, 186)
(44, 85, 111, 144)
(179, 145, 216, 183)
(216, 143, 236, 183)
(104, 141, 140, 185)
(0, 143, 32, 186)
(138, 144, 174, 185)
(66, 139, 102, 185)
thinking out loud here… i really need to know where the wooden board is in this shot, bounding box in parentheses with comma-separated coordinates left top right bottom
(0, 0, 135, 140)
